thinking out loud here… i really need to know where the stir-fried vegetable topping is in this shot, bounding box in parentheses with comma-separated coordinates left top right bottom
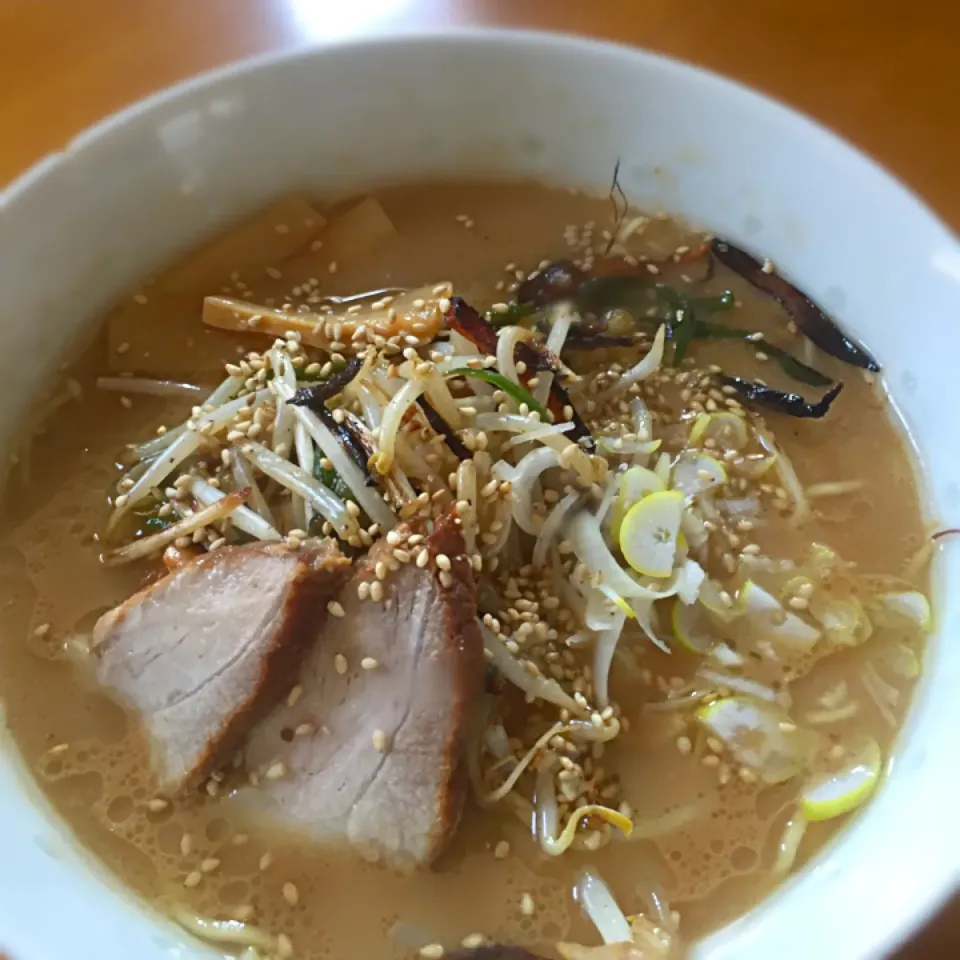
(416, 395, 472, 460)
(444, 296, 596, 448)
(719, 376, 844, 419)
(516, 262, 837, 391)
(516, 260, 587, 307)
(447, 367, 549, 419)
(98, 195, 929, 953)
(486, 300, 539, 327)
(289, 357, 363, 409)
(711, 238, 880, 371)
(694, 319, 833, 387)
(697, 697, 817, 784)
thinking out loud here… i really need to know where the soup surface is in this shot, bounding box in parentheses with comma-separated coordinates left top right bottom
(0, 182, 933, 960)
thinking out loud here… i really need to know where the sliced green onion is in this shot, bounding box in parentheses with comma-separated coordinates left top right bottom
(446, 367, 549, 418)
(694, 320, 831, 387)
(485, 301, 539, 328)
(801, 736, 882, 821)
(769, 347, 834, 387)
(690, 320, 745, 341)
(671, 303, 697, 364)
(868, 590, 932, 632)
(139, 514, 173, 536)
(313, 455, 353, 502)
(697, 697, 817, 784)
(690, 289, 736, 312)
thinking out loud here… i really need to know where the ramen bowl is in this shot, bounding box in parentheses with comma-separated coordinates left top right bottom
(0, 28, 958, 960)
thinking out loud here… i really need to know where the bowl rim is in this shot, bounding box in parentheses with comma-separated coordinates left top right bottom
(0, 25, 958, 960)
(3, 24, 956, 244)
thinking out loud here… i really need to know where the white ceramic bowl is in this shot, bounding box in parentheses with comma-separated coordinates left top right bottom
(1, 28, 958, 960)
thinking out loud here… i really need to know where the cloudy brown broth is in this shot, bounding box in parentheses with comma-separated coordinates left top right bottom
(0, 182, 931, 958)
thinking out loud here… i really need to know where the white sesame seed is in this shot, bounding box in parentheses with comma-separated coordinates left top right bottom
(327, 600, 346, 618)
(33, 623, 51, 638)
(147, 797, 169, 813)
(494, 840, 510, 859)
(277, 933, 294, 959)
(334, 653, 348, 675)
(361, 657, 379, 671)
(259, 851, 274, 871)
(521, 892, 536, 916)
(461, 934, 486, 949)
(264, 761, 287, 781)
(420, 946, 445, 959)
(372, 729, 389, 752)
(183, 871, 202, 888)
(282, 881, 300, 906)
(200, 857, 220, 873)
(286, 685, 303, 708)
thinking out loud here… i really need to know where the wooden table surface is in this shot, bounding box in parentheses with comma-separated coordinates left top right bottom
(0, 0, 956, 956)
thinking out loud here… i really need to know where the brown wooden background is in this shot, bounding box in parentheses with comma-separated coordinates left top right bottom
(0, 0, 956, 955)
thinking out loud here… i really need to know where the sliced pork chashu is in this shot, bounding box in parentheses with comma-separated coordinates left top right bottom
(93, 540, 351, 793)
(243, 514, 484, 872)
